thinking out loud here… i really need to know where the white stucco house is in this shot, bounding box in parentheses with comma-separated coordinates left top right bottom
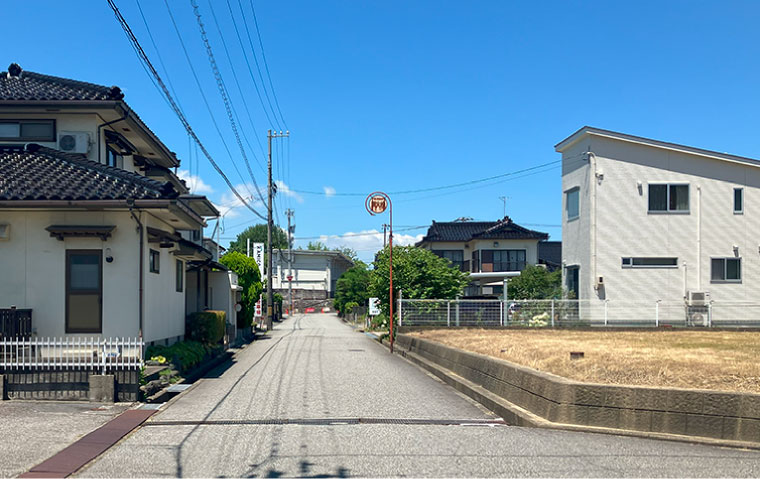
(416, 218, 556, 297)
(558, 126, 760, 323)
(0, 63, 221, 345)
(270, 249, 354, 310)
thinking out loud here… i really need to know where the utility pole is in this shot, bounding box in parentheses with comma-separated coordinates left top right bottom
(286, 208, 295, 316)
(382, 224, 390, 247)
(267, 129, 289, 331)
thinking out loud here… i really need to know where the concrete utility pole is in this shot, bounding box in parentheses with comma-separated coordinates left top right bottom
(382, 224, 390, 247)
(286, 208, 295, 315)
(267, 129, 289, 331)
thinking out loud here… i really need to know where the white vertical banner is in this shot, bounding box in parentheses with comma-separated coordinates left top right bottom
(253, 243, 265, 319)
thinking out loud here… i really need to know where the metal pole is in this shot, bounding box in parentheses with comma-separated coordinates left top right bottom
(286, 209, 294, 316)
(398, 290, 402, 327)
(389, 200, 394, 353)
(655, 300, 660, 327)
(455, 297, 460, 326)
(247, 238, 250, 257)
(604, 299, 608, 326)
(447, 300, 451, 327)
(551, 299, 555, 327)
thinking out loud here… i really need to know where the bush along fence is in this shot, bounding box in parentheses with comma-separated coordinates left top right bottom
(398, 298, 760, 328)
(0, 336, 143, 401)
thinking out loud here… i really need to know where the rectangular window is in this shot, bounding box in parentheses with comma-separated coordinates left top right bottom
(566, 188, 580, 220)
(105, 145, 123, 168)
(66, 250, 102, 333)
(480, 249, 527, 272)
(711, 257, 741, 282)
(734, 188, 744, 214)
(471, 250, 479, 273)
(622, 257, 678, 268)
(149, 249, 160, 274)
(648, 184, 689, 212)
(0, 120, 55, 141)
(432, 250, 465, 271)
(176, 259, 184, 292)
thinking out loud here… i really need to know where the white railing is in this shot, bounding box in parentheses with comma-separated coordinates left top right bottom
(399, 299, 760, 328)
(0, 337, 143, 373)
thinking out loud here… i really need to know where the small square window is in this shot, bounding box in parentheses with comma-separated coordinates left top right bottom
(648, 184, 689, 213)
(149, 249, 160, 274)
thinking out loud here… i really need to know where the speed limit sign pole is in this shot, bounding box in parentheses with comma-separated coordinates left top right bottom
(365, 191, 394, 353)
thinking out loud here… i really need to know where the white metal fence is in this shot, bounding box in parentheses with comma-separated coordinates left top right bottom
(0, 337, 144, 373)
(399, 299, 760, 328)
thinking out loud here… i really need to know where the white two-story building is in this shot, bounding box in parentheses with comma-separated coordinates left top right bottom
(558, 126, 760, 324)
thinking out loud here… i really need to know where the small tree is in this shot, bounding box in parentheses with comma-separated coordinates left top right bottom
(506, 265, 562, 299)
(334, 263, 371, 316)
(306, 241, 329, 251)
(219, 252, 263, 327)
(370, 246, 469, 317)
(227, 224, 287, 254)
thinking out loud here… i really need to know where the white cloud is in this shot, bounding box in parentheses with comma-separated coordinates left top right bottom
(177, 169, 214, 194)
(323, 186, 336, 198)
(305, 229, 424, 260)
(275, 181, 303, 203)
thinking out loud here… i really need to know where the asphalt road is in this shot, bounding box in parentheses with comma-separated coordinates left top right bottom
(77, 313, 760, 478)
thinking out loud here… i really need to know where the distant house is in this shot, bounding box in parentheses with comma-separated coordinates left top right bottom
(0, 63, 219, 345)
(416, 217, 555, 297)
(557, 126, 760, 316)
(270, 249, 354, 310)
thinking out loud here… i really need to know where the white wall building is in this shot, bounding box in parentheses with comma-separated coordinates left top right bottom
(271, 249, 354, 309)
(558, 126, 760, 323)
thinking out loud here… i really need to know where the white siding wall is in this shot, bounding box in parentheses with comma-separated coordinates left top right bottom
(561, 141, 592, 299)
(562, 133, 760, 305)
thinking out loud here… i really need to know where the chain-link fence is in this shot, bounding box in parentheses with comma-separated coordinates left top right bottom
(399, 299, 760, 328)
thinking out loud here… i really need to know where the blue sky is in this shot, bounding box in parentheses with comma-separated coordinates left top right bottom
(7, 1, 760, 261)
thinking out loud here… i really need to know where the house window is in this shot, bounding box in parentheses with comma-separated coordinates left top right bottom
(149, 249, 160, 273)
(711, 258, 741, 282)
(0, 119, 55, 141)
(106, 145, 123, 168)
(734, 188, 744, 214)
(66, 250, 102, 333)
(565, 265, 579, 299)
(176, 259, 184, 292)
(432, 250, 465, 271)
(471, 250, 479, 272)
(622, 257, 678, 268)
(481, 249, 526, 272)
(648, 184, 689, 212)
(566, 188, 580, 220)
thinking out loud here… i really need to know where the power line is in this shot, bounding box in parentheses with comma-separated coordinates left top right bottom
(106, 0, 267, 221)
(190, 0, 267, 207)
(247, 0, 288, 129)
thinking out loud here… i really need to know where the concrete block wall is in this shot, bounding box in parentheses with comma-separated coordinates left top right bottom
(395, 334, 760, 444)
(1, 370, 138, 402)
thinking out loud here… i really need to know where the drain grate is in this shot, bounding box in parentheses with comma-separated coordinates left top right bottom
(145, 418, 507, 427)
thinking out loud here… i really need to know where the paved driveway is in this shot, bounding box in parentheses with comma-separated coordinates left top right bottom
(0, 401, 129, 478)
(78, 314, 760, 477)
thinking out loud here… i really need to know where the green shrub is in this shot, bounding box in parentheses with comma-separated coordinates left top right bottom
(186, 310, 226, 345)
(145, 340, 213, 373)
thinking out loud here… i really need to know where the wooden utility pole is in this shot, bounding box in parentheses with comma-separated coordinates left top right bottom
(267, 129, 289, 331)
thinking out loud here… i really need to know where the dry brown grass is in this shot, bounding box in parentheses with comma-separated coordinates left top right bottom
(407, 329, 760, 394)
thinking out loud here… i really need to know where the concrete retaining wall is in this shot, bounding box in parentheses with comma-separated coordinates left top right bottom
(1, 370, 138, 402)
(395, 334, 760, 444)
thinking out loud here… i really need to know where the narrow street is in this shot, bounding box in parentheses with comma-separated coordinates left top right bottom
(78, 314, 760, 478)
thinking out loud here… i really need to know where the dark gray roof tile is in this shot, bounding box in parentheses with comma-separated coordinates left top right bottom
(0, 63, 123, 102)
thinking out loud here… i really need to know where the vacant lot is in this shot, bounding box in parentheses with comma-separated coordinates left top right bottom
(407, 329, 760, 394)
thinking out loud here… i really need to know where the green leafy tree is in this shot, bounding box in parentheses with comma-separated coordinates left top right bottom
(219, 252, 263, 327)
(370, 246, 469, 317)
(227, 224, 287, 254)
(335, 246, 359, 262)
(306, 241, 329, 251)
(506, 265, 562, 299)
(333, 263, 371, 316)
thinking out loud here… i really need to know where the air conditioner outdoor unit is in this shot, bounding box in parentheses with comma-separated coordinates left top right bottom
(686, 291, 708, 306)
(58, 131, 91, 154)
(688, 310, 708, 327)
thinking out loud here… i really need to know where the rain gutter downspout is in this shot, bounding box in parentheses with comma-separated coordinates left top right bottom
(96, 108, 129, 164)
(129, 206, 144, 339)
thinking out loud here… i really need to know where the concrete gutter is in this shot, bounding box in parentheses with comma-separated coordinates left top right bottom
(384, 334, 760, 450)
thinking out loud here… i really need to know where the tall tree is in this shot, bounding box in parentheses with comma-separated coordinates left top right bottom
(227, 224, 287, 254)
(333, 263, 371, 316)
(306, 241, 329, 251)
(370, 245, 469, 317)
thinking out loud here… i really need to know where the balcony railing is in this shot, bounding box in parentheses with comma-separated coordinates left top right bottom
(0, 308, 32, 339)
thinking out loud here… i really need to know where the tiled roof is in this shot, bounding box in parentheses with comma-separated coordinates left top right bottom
(0, 63, 123, 101)
(420, 217, 549, 243)
(0, 143, 177, 201)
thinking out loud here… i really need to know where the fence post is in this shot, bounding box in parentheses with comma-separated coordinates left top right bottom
(499, 300, 504, 327)
(604, 299, 609, 326)
(708, 301, 713, 328)
(655, 300, 660, 327)
(455, 296, 460, 327)
(551, 299, 555, 327)
(447, 301, 451, 327)
(398, 290, 403, 327)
